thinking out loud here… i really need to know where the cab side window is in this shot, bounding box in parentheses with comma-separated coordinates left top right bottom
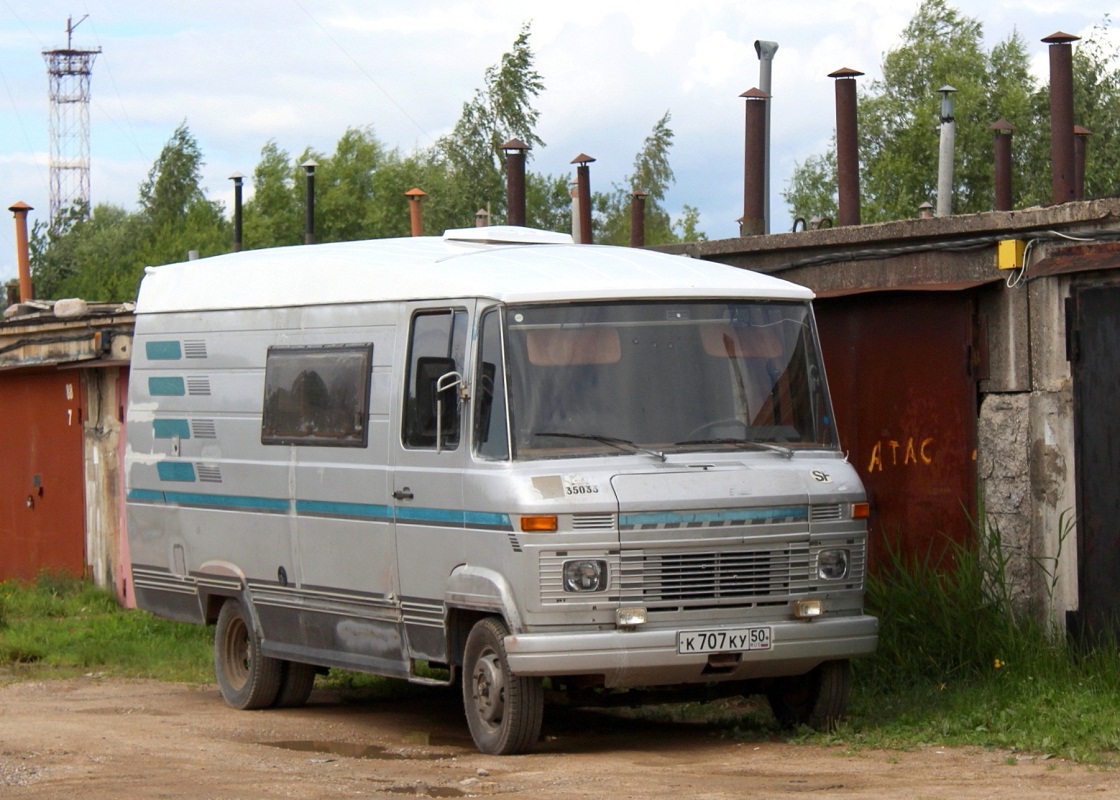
(474, 308, 510, 459)
(403, 309, 467, 449)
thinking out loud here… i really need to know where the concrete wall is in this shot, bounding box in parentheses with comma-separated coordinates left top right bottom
(976, 261, 1078, 629)
(82, 367, 128, 600)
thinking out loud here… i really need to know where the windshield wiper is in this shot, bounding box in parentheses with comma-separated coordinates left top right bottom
(535, 432, 667, 462)
(674, 438, 794, 459)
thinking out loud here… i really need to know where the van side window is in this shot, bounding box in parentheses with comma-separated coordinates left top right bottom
(474, 308, 509, 459)
(403, 309, 467, 449)
(261, 344, 373, 447)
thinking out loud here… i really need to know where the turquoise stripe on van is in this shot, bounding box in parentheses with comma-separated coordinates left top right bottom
(619, 505, 808, 528)
(157, 462, 196, 482)
(145, 340, 183, 360)
(394, 506, 512, 530)
(163, 491, 289, 512)
(296, 499, 393, 521)
(125, 488, 511, 530)
(153, 419, 191, 439)
(148, 377, 186, 396)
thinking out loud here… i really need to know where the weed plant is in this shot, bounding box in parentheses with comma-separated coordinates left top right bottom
(831, 516, 1120, 761)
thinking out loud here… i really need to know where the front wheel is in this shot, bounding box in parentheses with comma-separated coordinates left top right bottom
(214, 599, 283, 710)
(767, 659, 851, 731)
(462, 617, 543, 755)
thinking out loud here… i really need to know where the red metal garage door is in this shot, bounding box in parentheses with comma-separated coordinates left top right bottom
(0, 368, 86, 581)
(816, 292, 979, 571)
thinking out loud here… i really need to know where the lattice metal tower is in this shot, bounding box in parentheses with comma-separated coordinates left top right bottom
(42, 16, 101, 228)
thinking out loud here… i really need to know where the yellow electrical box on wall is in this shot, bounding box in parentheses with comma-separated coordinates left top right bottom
(997, 239, 1025, 270)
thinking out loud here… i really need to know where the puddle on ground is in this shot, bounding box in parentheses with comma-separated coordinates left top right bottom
(400, 730, 472, 748)
(260, 740, 446, 761)
(384, 788, 466, 798)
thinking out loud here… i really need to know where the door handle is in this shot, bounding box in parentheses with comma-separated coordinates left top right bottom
(392, 488, 414, 501)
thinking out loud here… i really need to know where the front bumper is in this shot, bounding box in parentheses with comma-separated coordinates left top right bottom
(504, 614, 878, 688)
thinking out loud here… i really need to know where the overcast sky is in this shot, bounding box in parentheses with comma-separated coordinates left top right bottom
(0, 0, 1115, 287)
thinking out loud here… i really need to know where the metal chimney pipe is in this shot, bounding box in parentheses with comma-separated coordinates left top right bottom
(230, 173, 244, 252)
(936, 85, 957, 217)
(829, 68, 863, 226)
(1043, 31, 1080, 204)
(741, 88, 769, 236)
(301, 159, 318, 244)
(405, 188, 427, 236)
(502, 139, 529, 227)
(754, 41, 778, 234)
(630, 190, 648, 248)
(1074, 125, 1091, 200)
(989, 120, 1015, 211)
(9, 201, 32, 303)
(572, 154, 595, 244)
(569, 183, 580, 241)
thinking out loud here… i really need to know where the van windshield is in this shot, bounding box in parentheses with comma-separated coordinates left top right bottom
(497, 300, 837, 459)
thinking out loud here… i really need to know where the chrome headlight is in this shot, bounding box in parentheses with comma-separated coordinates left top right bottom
(817, 549, 850, 580)
(563, 559, 607, 592)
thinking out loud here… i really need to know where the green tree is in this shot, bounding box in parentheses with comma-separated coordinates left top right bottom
(785, 2, 1120, 223)
(133, 122, 229, 270)
(595, 112, 704, 245)
(1071, 18, 1120, 201)
(31, 122, 229, 301)
(437, 22, 546, 226)
(242, 140, 302, 249)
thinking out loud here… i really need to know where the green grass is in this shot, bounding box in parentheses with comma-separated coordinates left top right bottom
(798, 515, 1120, 763)
(0, 573, 212, 682)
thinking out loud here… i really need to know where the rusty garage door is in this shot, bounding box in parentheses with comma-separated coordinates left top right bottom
(815, 292, 979, 571)
(0, 368, 86, 581)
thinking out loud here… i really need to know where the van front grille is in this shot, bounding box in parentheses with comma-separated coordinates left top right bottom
(621, 545, 811, 605)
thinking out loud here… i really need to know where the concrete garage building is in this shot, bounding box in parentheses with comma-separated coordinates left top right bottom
(0, 297, 134, 604)
(663, 197, 1120, 639)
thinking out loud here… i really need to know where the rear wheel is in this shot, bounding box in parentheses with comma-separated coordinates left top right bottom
(214, 599, 283, 710)
(767, 660, 851, 731)
(273, 661, 317, 708)
(462, 617, 543, 755)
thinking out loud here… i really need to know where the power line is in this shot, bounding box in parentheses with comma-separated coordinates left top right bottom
(288, 0, 435, 145)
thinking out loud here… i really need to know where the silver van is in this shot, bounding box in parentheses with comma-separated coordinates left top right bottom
(125, 227, 877, 754)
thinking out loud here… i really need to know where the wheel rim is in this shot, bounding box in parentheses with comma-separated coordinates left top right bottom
(470, 647, 506, 730)
(221, 615, 250, 690)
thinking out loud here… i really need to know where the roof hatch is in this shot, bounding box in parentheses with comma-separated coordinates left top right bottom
(442, 226, 574, 246)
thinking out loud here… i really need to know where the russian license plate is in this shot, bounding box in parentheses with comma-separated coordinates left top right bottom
(677, 626, 771, 654)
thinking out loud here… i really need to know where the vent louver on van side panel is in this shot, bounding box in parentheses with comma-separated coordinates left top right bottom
(191, 419, 217, 439)
(186, 377, 211, 396)
(196, 465, 223, 483)
(183, 340, 208, 359)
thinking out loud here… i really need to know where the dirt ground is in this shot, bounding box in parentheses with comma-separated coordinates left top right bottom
(0, 676, 1117, 799)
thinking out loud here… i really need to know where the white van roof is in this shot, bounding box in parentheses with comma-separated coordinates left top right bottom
(135, 226, 813, 314)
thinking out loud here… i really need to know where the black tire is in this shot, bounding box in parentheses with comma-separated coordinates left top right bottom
(767, 659, 851, 731)
(273, 661, 317, 708)
(214, 599, 283, 710)
(462, 617, 544, 755)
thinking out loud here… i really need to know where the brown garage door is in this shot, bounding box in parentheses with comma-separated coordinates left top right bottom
(0, 368, 86, 581)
